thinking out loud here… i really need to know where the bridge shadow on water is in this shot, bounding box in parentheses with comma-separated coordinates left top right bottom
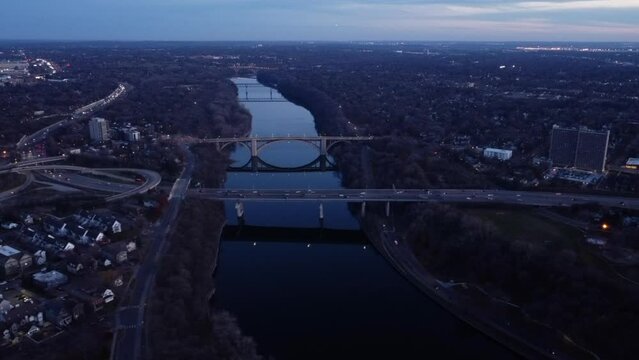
(221, 224, 367, 245)
(228, 155, 336, 173)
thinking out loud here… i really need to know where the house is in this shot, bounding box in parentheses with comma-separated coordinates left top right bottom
(0, 245, 31, 279)
(0, 250, 20, 280)
(42, 216, 68, 237)
(21, 214, 34, 225)
(0, 222, 18, 230)
(126, 241, 136, 253)
(67, 288, 105, 313)
(33, 250, 47, 266)
(0, 302, 42, 334)
(73, 211, 122, 234)
(102, 243, 128, 264)
(21, 227, 66, 255)
(66, 261, 84, 275)
(68, 225, 105, 245)
(32, 270, 68, 290)
(43, 299, 72, 327)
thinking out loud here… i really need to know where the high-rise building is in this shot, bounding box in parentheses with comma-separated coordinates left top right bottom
(575, 128, 610, 172)
(549, 125, 609, 172)
(89, 117, 109, 143)
(549, 126, 578, 167)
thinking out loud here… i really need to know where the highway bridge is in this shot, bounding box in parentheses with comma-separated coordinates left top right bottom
(191, 188, 639, 210)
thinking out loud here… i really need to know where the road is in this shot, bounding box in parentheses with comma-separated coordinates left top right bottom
(112, 144, 194, 360)
(191, 188, 639, 210)
(0, 155, 67, 170)
(16, 83, 127, 149)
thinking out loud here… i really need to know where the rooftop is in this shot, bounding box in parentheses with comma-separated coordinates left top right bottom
(0, 245, 20, 257)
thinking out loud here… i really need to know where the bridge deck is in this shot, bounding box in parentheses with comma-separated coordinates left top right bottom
(190, 188, 639, 209)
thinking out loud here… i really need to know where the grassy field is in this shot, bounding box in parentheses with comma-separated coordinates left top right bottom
(0, 173, 26, 192)
(464, 207, 583, 252)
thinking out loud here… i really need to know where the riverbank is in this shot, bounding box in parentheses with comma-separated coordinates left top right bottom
(256, 72, 599, 360)
(360, 214, 594, 360)
(147, 199, 262, 360)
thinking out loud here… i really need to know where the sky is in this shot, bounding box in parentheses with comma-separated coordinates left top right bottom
(1, 0, 639, 42)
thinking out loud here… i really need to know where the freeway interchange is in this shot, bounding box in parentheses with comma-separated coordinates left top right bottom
(0, 159, 161, 203)
(192, 188, 639, 210)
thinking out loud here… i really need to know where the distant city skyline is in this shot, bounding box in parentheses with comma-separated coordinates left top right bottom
(1, 0, 638, 42)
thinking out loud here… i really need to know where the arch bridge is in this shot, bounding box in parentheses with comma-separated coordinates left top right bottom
(196, 135, 374, 158)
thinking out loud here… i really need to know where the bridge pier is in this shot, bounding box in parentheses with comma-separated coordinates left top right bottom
(385, 201, 390, 217)
(320, 138, 327, 157)
(251, 139, 258, 157)
(319, 203, 324, 220)
(251, 157, 259, 172)
(235, 201, 245, 219)
(361, 202, 366, 217)
(319, 156, 327, 171)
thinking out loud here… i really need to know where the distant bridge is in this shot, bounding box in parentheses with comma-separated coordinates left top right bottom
(192, 135, 374, 158)
(235, 82, 287, 102)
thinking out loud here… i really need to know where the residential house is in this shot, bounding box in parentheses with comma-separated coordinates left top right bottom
(32, 270, 68, 290)
(73, 211, 122, 234)
(43, 299, 72, 327)
(68, 224, 105, 245)
(102, 243, 127, 264)
(0, 245, 31, 279)
(0, 302, 42, 335)
(42, 216, 68, 237)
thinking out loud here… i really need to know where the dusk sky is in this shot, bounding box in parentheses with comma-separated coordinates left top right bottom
(2, 0, 639, 41)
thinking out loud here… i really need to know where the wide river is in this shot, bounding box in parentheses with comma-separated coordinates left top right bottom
(214, 77, 517, 359)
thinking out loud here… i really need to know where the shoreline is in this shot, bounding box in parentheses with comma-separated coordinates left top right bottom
(254, 73, 596, 360)
(360, 215, 552, 360)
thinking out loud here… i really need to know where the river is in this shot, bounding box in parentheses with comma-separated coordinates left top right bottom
(213, 77, 518, 359)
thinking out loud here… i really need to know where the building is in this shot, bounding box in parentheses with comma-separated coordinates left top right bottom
(32, 270, 68, 290)
(549, 125, 610, 172)
(89, 117, 109, 143)
(483, 148, 513, 161)
(624, 158, 639, 170)
(0, 245, 32, 279)
(549, 126, 579, 167)
(575, 128, 610, 172)
(123, 128, 141, 142)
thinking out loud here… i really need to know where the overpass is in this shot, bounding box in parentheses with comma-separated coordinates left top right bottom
(193, 135, 374, 157)
(0, 155, 67, 170)
(191, 188, 639, 210)
(0, 164, 161, 203)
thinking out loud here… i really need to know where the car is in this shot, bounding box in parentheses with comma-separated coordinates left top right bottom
(338, 194, 345, 198)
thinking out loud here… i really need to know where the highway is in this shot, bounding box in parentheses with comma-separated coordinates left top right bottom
(0, 155, 67, 170)
(112, 144, 195, 360)
(191, 188, 639, 210)
(16, 84, 127, 149)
